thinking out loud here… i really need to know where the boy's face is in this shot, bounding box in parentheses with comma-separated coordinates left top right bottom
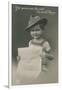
(30, 24, 43, 39)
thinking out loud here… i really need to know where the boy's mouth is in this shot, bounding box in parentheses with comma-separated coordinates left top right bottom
(33, 34, 40, 38)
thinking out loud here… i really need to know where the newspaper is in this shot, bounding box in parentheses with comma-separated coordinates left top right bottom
(17, 47, 42, 78)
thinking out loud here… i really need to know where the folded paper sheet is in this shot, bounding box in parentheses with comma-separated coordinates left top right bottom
(17, 47, 42, 80)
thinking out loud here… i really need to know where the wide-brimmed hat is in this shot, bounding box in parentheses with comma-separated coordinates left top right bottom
(25, 15, 48, 31)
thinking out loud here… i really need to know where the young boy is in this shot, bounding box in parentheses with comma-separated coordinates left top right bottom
(25, 15, 53, 71)
(17, 15, 53, 71)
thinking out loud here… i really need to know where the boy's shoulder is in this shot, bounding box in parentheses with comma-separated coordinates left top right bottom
(29, 39, 33, 43)
(42, 39, 50, 46)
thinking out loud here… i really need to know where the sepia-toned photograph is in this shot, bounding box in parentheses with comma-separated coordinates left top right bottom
(11, 4, 58, 85)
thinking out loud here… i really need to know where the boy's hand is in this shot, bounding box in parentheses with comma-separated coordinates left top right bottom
(46, 53, 54, 60)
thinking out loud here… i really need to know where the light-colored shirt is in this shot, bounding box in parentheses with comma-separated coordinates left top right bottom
(29, 39, 51, 53)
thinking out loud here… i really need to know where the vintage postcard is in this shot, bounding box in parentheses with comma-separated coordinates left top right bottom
(9, 3, 58, 86)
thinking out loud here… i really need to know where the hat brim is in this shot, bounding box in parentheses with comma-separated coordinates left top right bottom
(25, 18, 48, 31)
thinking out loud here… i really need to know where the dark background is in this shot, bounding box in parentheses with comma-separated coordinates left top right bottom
(12, 4, 58, 84)
(12, 4, 58, 59)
